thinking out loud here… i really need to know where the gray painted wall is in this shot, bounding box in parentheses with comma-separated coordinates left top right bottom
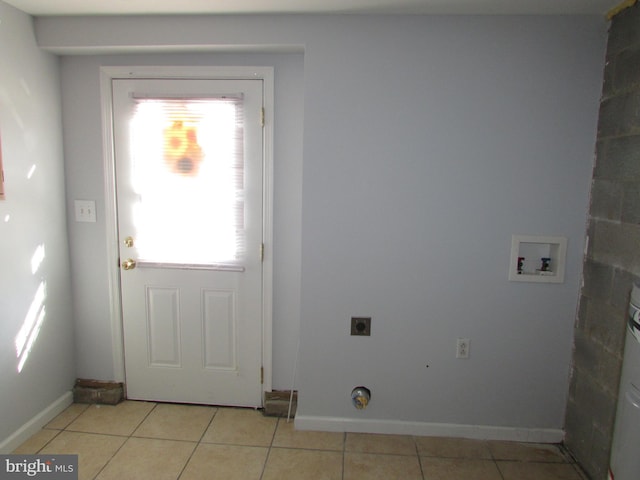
(297, 15, 606, 430)
(0, 1, 75, 444)
(36, 14, 607, 432)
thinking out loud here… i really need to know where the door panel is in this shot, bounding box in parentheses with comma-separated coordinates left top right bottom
(146, 286, 181, 368)
(202, 289, 236, 369)
(112, 78, 263, 407)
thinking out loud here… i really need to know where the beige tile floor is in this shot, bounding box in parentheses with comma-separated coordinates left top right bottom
(13, 401, 589, 480)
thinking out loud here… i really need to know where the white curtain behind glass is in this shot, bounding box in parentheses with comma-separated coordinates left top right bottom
(129, 96, 245, 266)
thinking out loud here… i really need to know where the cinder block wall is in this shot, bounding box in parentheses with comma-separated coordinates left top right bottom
(564, 4, 640, 479)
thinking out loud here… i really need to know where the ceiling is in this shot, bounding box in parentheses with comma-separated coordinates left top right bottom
(3, 0, 622, 17)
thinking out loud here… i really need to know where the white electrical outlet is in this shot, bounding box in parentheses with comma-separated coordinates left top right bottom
(456, 338, 470, 359)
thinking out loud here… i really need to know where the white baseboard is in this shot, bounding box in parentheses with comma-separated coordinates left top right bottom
(0, 391, 74, 453)
(294, 415, 564, 444)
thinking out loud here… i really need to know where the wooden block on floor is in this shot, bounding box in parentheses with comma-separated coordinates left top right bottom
(263, 390, 297, 417)
(73, 378, 124, 405)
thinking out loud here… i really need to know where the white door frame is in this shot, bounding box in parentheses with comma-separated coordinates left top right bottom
(99, 65, 274, 396)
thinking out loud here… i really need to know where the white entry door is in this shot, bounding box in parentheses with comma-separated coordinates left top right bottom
(112, 77, 264, 407)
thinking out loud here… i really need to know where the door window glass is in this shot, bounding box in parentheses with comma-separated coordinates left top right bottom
(129, 96, 245, 266)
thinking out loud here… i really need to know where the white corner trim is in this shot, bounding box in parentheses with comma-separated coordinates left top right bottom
(294, 415, 564, 444)
(0, 391, 73, 453)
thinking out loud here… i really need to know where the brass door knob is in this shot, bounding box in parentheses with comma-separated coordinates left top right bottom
(122, 258, 137, 270)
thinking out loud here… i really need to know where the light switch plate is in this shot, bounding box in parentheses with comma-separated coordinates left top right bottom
(74, 200, 96, 223)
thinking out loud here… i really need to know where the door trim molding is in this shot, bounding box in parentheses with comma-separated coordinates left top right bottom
(99, 65, 274, 397)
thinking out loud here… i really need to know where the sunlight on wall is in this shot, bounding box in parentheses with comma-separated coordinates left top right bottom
(31, 243, 45, 274)
(15, 281, 47, 373)
(15, 244, 48, 373)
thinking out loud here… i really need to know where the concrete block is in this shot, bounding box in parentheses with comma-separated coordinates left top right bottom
(601, 54, 616, 99)
(606, 4, 640, 57)
(594, 135, 640, 181)
(593, 139, 604, 171)
(573, 368, 618, 434)
(582, 297, 627, 355)
(581, 259, 613, 301)
(575, 295, 588, 331)
(612, 268, 640, 309)
(587, 426, 614, 480)
(622, 182, 640, 224)
(590, 179, 623, 221)
(591, 221, 640, 275)
(564, 399, 594, 465)
(614, 46, 640, 92)
(573, 332, 623, 395)
(597, 91, 640, 138)
(584, 220, 596, 259)
(572, 333, 601, 380)
(567, 365, 579, 403)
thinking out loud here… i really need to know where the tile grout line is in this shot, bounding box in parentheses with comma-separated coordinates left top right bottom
(341, 431, 346, 480)
(257, 416, 280, 480)
(70, 401, 153, 479)
(34, 404, 133, 479)
(413, 436, 428, 480)
(28, 406, 84, 460)
(486, 441, 508, 480)
(175, 405, 220, 479)
(33, 429, 64, 455)
(495, 459, 507, 480)
(91, 401, 159, 480)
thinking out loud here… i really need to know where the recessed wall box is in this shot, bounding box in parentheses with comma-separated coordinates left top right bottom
(509, 235, 567, 283)
(351, 317, 371, 336)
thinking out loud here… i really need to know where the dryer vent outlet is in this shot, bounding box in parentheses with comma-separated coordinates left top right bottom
(351, 317, 371, 336)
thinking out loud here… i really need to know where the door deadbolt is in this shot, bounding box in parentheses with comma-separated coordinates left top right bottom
(124, 236, 134, 248)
